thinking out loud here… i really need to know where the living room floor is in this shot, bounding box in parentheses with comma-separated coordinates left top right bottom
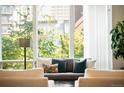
(48, 80, 75, 87)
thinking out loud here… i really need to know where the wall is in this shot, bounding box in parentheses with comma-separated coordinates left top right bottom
(75, 5, 83, 22)
(112, 5, 124, 69)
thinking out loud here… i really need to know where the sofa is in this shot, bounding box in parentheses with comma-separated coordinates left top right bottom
(36, 58, 96, 80)
(75, 68, 124, 87)
(0, 68, 48, 87)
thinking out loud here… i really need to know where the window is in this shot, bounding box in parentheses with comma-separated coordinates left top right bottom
(0, 5, 33, 69)
(37, 5, 84, 58)
(0, 5, 84, 69)
(37, 5, 70, 58)
(74, 6, 84, 58)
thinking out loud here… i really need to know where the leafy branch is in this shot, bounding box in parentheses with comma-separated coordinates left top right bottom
(110, 21, 124, 59)
(9, 7, 32, 39)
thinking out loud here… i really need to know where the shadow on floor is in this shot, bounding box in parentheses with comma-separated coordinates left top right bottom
(48, 80, 75, 87)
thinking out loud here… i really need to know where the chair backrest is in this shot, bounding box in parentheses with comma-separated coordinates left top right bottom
(0, 68, 44, 78)
(84, 68, 124, 78)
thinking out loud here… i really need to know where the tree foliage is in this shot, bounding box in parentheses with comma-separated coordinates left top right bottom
(2, 6, 33, 69)
(74, 30, 84, 58)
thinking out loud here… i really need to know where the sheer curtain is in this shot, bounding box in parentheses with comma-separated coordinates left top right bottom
(83, 5, 112, 70)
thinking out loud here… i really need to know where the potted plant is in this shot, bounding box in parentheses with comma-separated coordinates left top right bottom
(110, 20, 124, 59)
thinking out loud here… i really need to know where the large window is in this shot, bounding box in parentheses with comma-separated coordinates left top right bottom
(0, 5, 33, 69)
(0, 5, 84, 69)
(37, 5, 84, 58)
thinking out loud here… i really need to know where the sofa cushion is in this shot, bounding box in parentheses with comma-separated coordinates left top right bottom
(52, 59, 66, 73)
(73, 59, 86, 73)
(65, 59, 74, 72)
(0, 68, 44, 77)
(44, 73, 84, 80)
(43, 64, 58, 73)
(85, 68, 124, 78)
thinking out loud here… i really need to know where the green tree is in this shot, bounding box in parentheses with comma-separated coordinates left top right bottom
(2, 6, 33, 69)
(38, 28, 57, 57)
(74, 30, 84, 58)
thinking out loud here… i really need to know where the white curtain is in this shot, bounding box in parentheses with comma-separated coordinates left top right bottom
(83, 5, 112, 70)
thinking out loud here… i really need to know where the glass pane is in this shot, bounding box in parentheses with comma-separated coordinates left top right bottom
(38, 5, 70, 58)
(74, 5, 84, 58)
(1, 5, 33, 60)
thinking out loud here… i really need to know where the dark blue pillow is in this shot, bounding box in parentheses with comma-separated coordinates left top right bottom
(73, 59, 86, 73)
(52, 59, 66, 73)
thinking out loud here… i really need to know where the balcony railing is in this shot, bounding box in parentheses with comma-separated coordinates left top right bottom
(0, 60, 34, 69)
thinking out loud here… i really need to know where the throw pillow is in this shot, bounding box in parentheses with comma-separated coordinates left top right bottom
(86, 58, 96, 68)
(52, 59, 66, 73)
(65, 59, 74, 72)
(36, 58, 52, 68)
(73, 59, 86, 73)
(43, 64, 58, 73)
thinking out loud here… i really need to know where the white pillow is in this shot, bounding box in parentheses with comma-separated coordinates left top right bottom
(36, 58, 52, 68)
(86, 58, 96, 68)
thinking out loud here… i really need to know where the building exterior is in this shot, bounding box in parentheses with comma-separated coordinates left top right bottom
(0, 5, 15, 34)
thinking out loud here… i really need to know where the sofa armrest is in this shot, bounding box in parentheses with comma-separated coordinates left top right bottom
(77, 77, 124, 87)
(0, 77, 48, 87)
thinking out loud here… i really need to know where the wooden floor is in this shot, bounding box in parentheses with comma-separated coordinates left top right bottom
(48, 80, 75, 87)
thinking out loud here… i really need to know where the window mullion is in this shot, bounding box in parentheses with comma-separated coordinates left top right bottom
(69, 5, 75, 58)
(32, 5, 38, 68)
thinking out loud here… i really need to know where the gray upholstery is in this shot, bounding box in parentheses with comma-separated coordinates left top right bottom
(65, 59, 74, 72)
(44, 73, 84, 80)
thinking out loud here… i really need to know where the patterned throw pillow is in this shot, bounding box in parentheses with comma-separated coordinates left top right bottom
(42, 64, 58, 73)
